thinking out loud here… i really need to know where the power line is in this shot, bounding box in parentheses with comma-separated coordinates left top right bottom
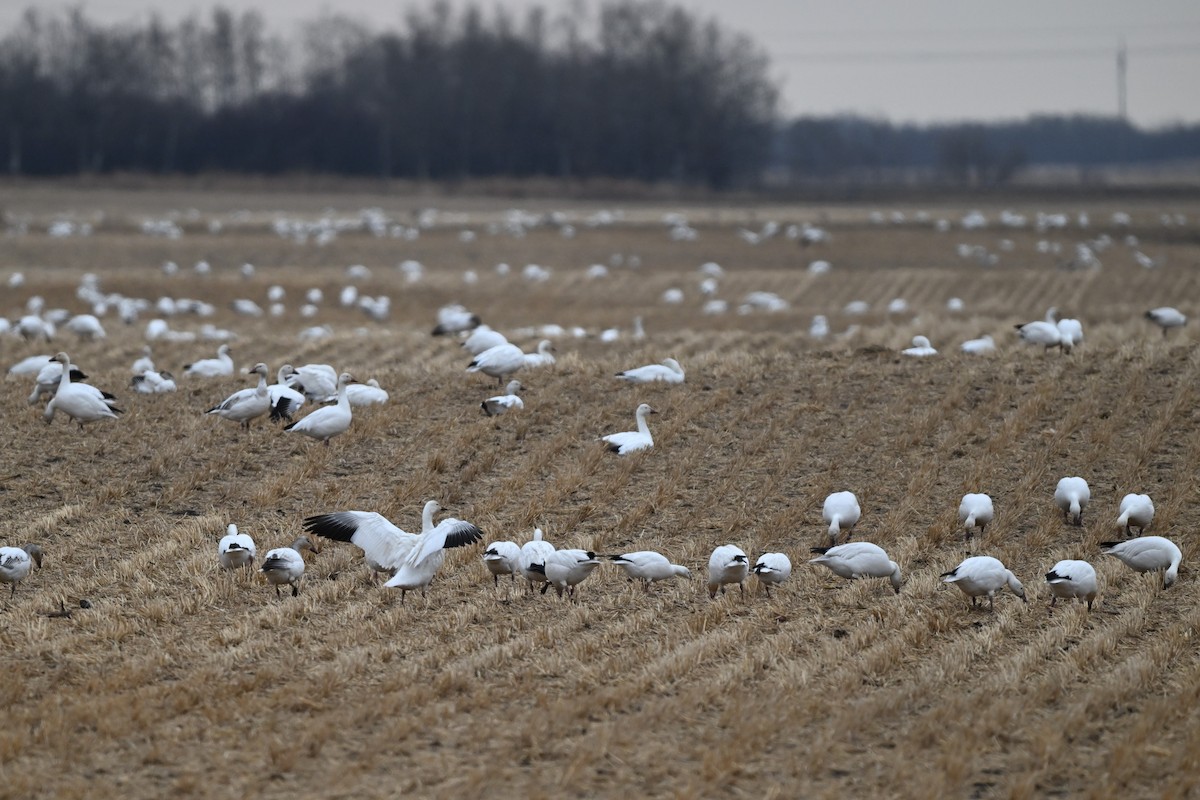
(775, 43, 1200, 63)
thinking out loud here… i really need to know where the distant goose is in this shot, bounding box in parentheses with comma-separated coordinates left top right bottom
(462, 325, 508, 355)
(8, 355, 54, 377)
(707, 544, 749, 598)
(1044, 559, 1098, 610)
(600, 403, 656, 455)
(534, 549, 602, 597)
(519, 528, 556, 593)
(285, 372, 357, 444)
(432, 304, 480, 336)
(941, 555, 1026, 610)
(1145, 306, 1186, 335)
(268, 365, 307, 422)
(809, 542, 902, 593)
(260, 535, 319, 597)
(1100, 536, 1182, 588)
(28, 359, 88, 405)
(958, 493, 995, 540)
(0, 544, 43, 597)
(960, 334, 996, 355)
(130, 369, 177, 394)
(467, 343, 525, 386)
(610, 551, 690, 590)
(615, 358, 685, 385)
(344, 378, 389, 406)
(43, 352, 123, 428)
(482, 540, 522, 585)
(1054, 477, 1090, 526)
(482, 381, 524, 416)
(183, 344, 234, 378)
(1015, 320, 1068, 352)
(1116, 493, 1154, 537)
(130, 346, 155, 375)
(901, 335, 937, 357)
(822, 491, 861, 544)
(752, 552, 792, 597)
(206, 363, 271, 430)
(522, 340, 556, 369)
(218, 524, 257, 570)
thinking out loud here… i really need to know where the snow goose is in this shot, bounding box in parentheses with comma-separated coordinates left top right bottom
(1045, 560, 1098, 610)
(1145, 307, 1186, 336)
(482, 381, 524, 416)
(183, 344, 234, 378)
(1116, 493, 1154, 537)
(0, 544, 43, 597)
(958, 493, 995, 540)
(1100, 536, 1182, 588)
(707, 545, 749, 598)
(610, 551, 690, 590)
(1015, 320, 1067, 352)
(941, 555, 1026, 610)
(28, 359, 88, 405)
(8, 355, 54, 377)
(206, 363, 271, 430)
(482, 541, 522, 585)
(519, 528, 556, 594)
(66, 314, 105, 340)
(344, 378, 389, 407)
(752, 553, 792, 597)
(130, 369, 177, 394)
(467, 343, 525, 386)
(284, 372, 357, 445)
(822, 491, 861, 544)
(615, 358, 685, 385)
(43, 353, 123, 428)
(268, 365, 307, 421)
(1054, 477, 1090, 526)
(286, 364, 338, 402)
(523, 340, 556, 369)
(960, 335, 996, 355)
(809, 542, 902, 594)
(533, 549, 602, 598)
(462, 325, 507, 355)
(432, 304, 480, 336)
(1056, 318, 1083, 349)
(600, 404, 656, 455)
(218, 524, 257, 570)
(130, 346, 155, 375)
(383, 503, 484, 601)
(260, 535, 319, 597)
(901, 335, 938, 357)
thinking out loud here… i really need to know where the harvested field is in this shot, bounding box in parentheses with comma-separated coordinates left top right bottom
(1, 184, 1199, 798)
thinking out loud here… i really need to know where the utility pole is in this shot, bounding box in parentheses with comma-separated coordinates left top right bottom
(1117, 37, 1127, 120)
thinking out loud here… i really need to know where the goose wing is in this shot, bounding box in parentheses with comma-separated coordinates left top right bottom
(410, 517, 484, 567)
(303, 511, 417, 571)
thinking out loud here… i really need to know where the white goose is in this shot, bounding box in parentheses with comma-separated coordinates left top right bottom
(8, 355, 54, 377)
(286, 364, 338, 402)
(284, 372, 357, 444)
(822, 491, 861, 544)
(519, 528, 556, 593)
(1100, 536, 1182, 588)
(1015, 320, 1068, 352)
(534, 549, 602, 598)
(344, 378, 389, 407)
(43, 352, 123, 428)
(522, 340, 556, 369)
(130, 346, 155, 375)
(482, 381, 524, 416)
(28, 359, 88, 405)
(615, 358, 685, 385)
(901, 335, 938, 357)
(260, 535, 319, 597)
(958, 493, 995, 540)
(130, 369, 177, 394)
(268, 365, 307, 422)
(809, 542, 903, 594)
(1055, 477, 1091, 525)
(183, 344, 234, 378)
(752, 552, 792, 597)
(941, 555, 1026, 610)
(610, 551, 690, 590)
(206, 363, 271, 430)
(304, 501, 483, 601)
(218, 524, 257, 570)
(482, 541, 522, 585)
(960, 335, 996, 355)
(467, 343, 525, 386)
(462, 325, 508, 356)
(432, 304, 480, 336)
(0, 544, 43, 597)
(707, 544, 749, 598)
(1116, 493, 1154, 537)
(1045, 560, 1098, 610)
(600, 403, 656, 455)
(1145, 307, 1186, 335)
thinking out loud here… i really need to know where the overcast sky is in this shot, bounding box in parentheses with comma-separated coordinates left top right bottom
(3, 0, 1198, 126)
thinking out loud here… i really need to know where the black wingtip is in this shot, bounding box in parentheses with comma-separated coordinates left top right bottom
(69, 368, 87, 381)
(810, 546, 831, 554)
(270, 396, 293, 423)
(527, 562, 546, 574)
(1098, 541, 1122, 549)
(110, 406, 125, 415)
(1045, 571, 1065, 582)
(283, 420, 297, 432)
(940, 568, 958, 578)
(302, 514, 357, 543)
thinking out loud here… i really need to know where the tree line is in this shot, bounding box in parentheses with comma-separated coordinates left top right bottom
(0, 3, 1195, 188)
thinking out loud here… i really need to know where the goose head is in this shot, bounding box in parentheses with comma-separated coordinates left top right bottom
(22, 544, 44, 569)
(290, 535, 320, 555)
